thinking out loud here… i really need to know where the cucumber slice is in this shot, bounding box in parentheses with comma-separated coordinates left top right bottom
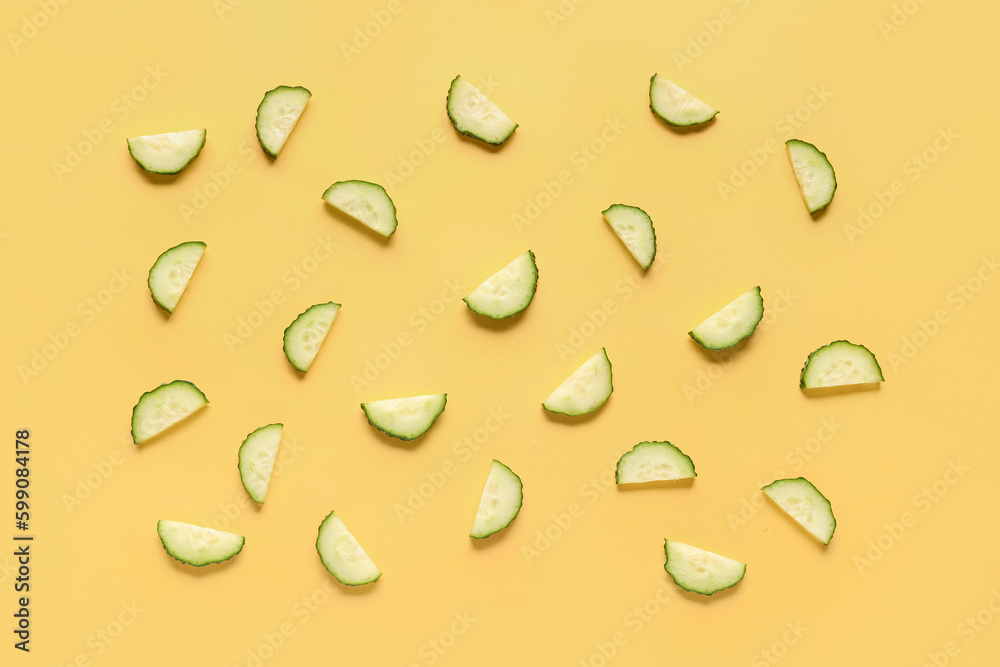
(649, 75, 718, 127)
(688, 286, 764, 350)
(800, 340, 884, 388)
(147, 241, 205, 314)
(131, 380, 208, 444)
(127, 129, 206, 175)
(157, 520, 244, 567)
(282, 302, 341, 373)
(542, 348, 613, 416)
(470, 460, 523, 539)
(762, 477, 836, 544)
(602, 204, 657, 270)
(664, 540, 746, 596)
(786, 139, 837, 214)
(446, 75, 518, 146)
(615, 442, 696, 484)
(238, 423, 283, 504)
(315, 511, 381, 586)
(255, 85, 311, 159)
(322, 180, 398, 238)
(463, 250, 538, 319)
(361, 394, 447, 441)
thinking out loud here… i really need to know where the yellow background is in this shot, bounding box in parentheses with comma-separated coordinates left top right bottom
(4, 0, 999, 665)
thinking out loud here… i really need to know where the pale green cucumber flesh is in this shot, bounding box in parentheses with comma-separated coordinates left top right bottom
(362, 394, 447, 441)
(256, 85, 311, 158)
(127, 129, 206, 175)
(786, 139, 837, 214)
(316, 511, 381, 586)
(542, 348, 613, 416)
(664, 540, 746, 595)
(464, 250, 538, 319)
(446, 75, 518, 146)
(649, 75, 718, 127)
(470, 460, 523, 539)
(762, 477, 836, 544)
(322, 180, 398, 237)
(283, 302, 340, 372)
(800, 340, 884, 388)
(238, 423, 284, 504)
(616, 442, 696, 484)
(131, 380, 208, 444)
(602, 204, 656, 270)
(157, 520, 244, 566)
(688, 287, 764, 350)
(147, 241, 205, 314)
